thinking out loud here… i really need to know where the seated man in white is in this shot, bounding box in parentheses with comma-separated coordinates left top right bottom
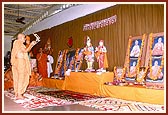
(130, 40, 140, 57)
(152, 37, 164, 56)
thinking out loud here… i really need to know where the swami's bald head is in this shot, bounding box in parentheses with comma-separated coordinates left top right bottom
(17, 33, 26, 43)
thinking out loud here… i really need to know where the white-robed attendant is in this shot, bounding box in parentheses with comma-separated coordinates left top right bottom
(47, 52, 54, 78)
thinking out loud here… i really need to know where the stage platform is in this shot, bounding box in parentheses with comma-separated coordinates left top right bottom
(62, 72, 114, 95)
(100, 84, 164, 105)
(42, 72, 164, 105)
(43, 78, 64, 89)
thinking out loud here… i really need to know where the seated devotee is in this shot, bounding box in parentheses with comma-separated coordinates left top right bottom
(130, 40, 140, 57)
(152, 37, 164, 56)
(4, 51, 11, 72)
(4, 67, 13, 90)
(147, 60, 163, 80)
(29, 67, 43, 87)
(36, 48, 48, 78)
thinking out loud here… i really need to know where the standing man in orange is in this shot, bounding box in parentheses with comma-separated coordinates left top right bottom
(36, 48, 48, 78)
(11, 33, 36, 99)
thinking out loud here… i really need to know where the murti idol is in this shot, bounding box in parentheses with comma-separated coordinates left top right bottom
(95, 40, 108, 72)
(83, 36, 95, 72)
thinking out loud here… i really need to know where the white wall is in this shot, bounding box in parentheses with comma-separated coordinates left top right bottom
(4, 35, 12, 56)
(24, 3, 116, 35)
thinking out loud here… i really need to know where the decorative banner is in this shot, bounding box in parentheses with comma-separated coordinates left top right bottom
(67, 36, 73, 48)
(83, 14, 117, 31)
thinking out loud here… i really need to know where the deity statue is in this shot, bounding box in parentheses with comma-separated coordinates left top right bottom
(95, 40, 108, 72)
(83, 36, 95, 71)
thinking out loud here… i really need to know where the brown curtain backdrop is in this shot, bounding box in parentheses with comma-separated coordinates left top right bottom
(29, 4, 164, 71)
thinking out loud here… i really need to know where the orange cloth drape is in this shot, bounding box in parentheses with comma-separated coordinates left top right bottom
(100, 85, 164, 105)
(42, 72, 164, 104)
(62, 72, 114, 95)
(104, 53, 108, 68)
(36, 53, 48, 78)
(42, 78, 64, 89)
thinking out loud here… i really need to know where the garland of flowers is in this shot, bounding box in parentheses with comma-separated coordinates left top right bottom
(74, 48, 83, 70)
(55, 50, 64, 74)
(64, 49, 68, 72)
(114, 66, 126, 81)
(74, 48, 79, 70)
(127, 34, 145, 77)
(149, 33, 164, 80)
(136, 67, 148, 83)
(124, 38, 132, 72)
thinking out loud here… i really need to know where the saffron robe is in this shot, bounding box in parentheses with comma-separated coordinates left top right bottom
(11, 40, 31, 95)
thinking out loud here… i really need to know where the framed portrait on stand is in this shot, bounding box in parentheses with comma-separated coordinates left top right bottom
(125, 59, 138, 82)
(64, 49, 76, 72)
(54, 50, 67, 78)
(136, 67, 148, 84)
(74, 48, 84, 72)
(124, 34, 147, 83)
(113, 66, 126, 82)
(145, 32, 164, 89)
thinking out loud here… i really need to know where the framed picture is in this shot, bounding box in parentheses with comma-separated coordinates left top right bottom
(125, 59, 138, 81)
(124, 34, 147, 68)
(146, 58, 164, 82)
(74, 48, 84, 72)
(54, 50, 67, 77)
(136, 67, 148, 83)
(152, 36, 164, 56)
(145, 32, 164, 66)
(124, 34, 147, 82)
(64, 49, 76, 71)
(130, 39, 142, 58)
(113, 66, 126, 81)
(145, 32, 164, 83)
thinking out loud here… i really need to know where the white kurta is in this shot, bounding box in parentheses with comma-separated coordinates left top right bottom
(47, 55, 54, 77)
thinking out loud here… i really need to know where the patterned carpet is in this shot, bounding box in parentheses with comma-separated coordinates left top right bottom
(4, 87, 73, 110)
(4, 87, 165, 112)
(78, 98, 164, 112)
(38, 90, 103, 102)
